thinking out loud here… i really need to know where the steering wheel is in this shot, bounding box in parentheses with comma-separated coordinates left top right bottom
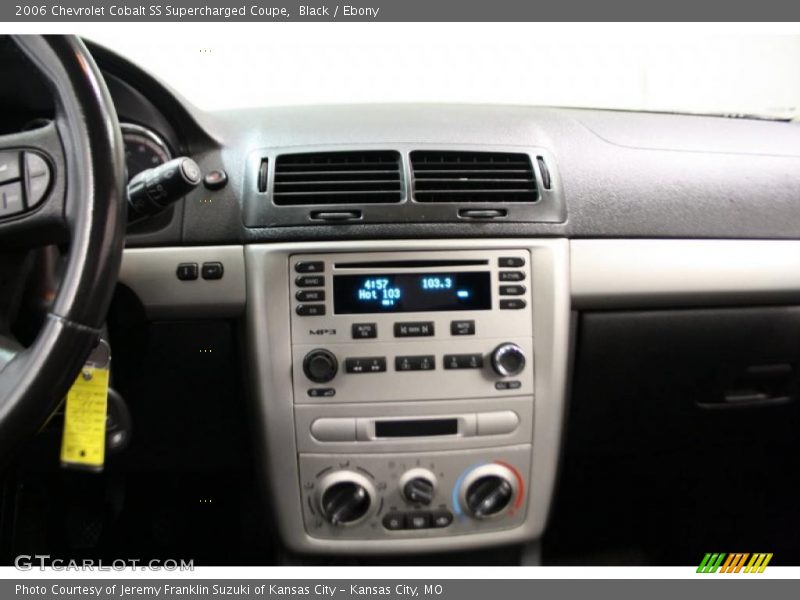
(0, 36, 126, 457)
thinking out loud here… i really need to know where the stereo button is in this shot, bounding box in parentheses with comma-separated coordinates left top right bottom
(296, 304, 326, 316)
(499, 299, 526, 310)
(499, 257, 525, 267)
(296, 275, 324, 287)
(345, 357, 387, 374)
(499, 271, 525, 282)
(450, 320, 475, 336)
(444, 353, 484, 369)
(394, 321, 434, 337)
(295, 261, 324, 273)
(296, 290, 325, 302)
(352, 323, 377, 339)
(499, 285, 526, 296)
(395, 355, 435, 371)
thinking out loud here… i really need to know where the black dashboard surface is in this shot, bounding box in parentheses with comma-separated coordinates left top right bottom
(11, 40, 800, 246)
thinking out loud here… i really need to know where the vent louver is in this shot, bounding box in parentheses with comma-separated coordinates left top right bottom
(272, 151, 403, 205)
(411, 151, 538, 203)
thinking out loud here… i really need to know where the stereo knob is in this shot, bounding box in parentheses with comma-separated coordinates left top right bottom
(399, 468, 437, 505)
(459, 463, 519, 519)
(303, 349, 338, 383)
(491, 343, 526, 377)
(317, 471, 375, 526)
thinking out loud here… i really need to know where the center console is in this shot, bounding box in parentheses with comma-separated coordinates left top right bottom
(245, 239, 570, 554)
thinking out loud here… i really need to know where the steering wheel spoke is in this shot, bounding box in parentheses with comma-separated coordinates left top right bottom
(0, 121, 67, 247)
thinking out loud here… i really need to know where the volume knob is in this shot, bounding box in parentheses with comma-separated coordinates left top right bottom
(491, 343, 526, 377)
(303, 349, 338, 383)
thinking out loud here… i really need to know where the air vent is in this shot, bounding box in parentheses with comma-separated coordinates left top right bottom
(272, 151, 403, 205)
(411, 151, 538, 203)
(257, 158, 269, 192)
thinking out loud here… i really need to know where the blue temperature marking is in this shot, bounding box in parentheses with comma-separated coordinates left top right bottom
(456, 290, 470, 299)
(452, 461, 487, 516)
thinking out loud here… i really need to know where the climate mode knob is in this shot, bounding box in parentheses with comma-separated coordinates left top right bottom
(399, 468, 437, 506)
(459, 463, 520, 519)
(491, 343, 526, 377)
(316, 471, 376, 526)
(303, 349, 338, 383)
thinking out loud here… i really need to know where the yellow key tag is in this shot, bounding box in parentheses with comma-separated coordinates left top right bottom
(60, 342, 111, 471)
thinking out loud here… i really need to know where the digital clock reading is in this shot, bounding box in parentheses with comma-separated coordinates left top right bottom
(357, 278, 402, 307)
(333, 272, 491, 314)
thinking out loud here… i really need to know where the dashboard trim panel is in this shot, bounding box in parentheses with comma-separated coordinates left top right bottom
(119, 245, 246, 318)
(572, 240, 800, 308)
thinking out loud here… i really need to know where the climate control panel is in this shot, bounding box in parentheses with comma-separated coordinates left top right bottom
(299, 445, 530, 540)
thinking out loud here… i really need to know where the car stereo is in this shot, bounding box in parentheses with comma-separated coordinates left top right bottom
(289, 249, 533, 404)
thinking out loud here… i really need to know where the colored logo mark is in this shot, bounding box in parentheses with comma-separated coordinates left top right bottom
(697, 553, 773, 573)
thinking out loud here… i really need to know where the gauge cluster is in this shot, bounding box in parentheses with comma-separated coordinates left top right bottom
(121, 122, 172, 182)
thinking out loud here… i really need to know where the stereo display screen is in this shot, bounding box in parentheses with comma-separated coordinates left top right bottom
(333, 272, 492, 314)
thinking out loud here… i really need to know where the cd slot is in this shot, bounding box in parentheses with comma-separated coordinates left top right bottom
(374, 418, 458, 438)
(334, 259, 489, 269)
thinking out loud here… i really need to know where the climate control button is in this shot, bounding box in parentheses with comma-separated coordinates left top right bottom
(465, 475, 514, 518)
(317, 471, 376, 526)
(400, 468, 437, 505)
(458, 463, 520, 520)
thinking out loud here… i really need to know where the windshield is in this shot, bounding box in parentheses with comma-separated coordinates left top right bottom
(81, 25, 800, 119)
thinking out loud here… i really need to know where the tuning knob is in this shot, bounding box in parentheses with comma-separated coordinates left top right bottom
(399, 468, 437, 505)
(459, 463, 518, 519)
(317, 471, 375, 526)
(491, 343, 526, 377)
(303, 349, 338, 383)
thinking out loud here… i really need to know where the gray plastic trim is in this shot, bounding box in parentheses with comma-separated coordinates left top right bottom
(119, 246, 246, 318)
(571, 240, 800, 308)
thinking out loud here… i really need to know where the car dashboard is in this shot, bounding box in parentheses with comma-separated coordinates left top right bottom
(3, 38, 800, 566)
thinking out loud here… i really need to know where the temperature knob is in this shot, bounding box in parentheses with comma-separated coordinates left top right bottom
(491, 343, 526, 377)
(399, 468, 437, 506)
(316, 471, 376, 526)
(459, 463, 519, 519)
(303, 349, 338, 383)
